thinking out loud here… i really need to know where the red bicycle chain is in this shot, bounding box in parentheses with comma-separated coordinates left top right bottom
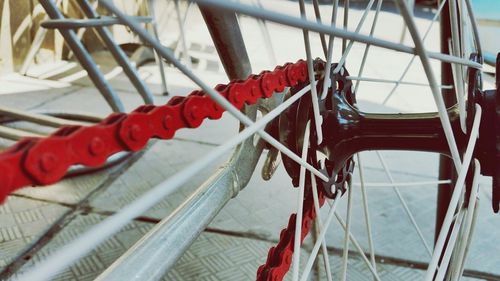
(256, 186, 326, 281)
(0, 59, 315, 203)
(0, 58, 326, 281)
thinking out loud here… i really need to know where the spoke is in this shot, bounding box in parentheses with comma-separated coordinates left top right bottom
(173, 1, 193, 57)
(375, 152, 432, 256)
(449, 0, 467, 133)
(347, 76, 453, 89)
(396, 0, 463, 171)
(299, 192, 343, 281)
(15, 64, 319, 281)
(100, 0, 331, 182)
(459, 0, 467, 76)
(174, 0, 192, 68)
(192, 0, 482, 69)
(463, 0, 482, 56)
(353, 180, 453, 187)
(449, 39, 466, 128)
(299, 0, 324, 145)
(312, 0, 328, 57)
(434, 210, 465, 281)
(353, 0, 383, 94)
(424, 104, 482, 281)
(342, 0, 349, 54)
(251, 0, 277, 66)
(341, 181, 353, 281)
(148, 0, 169, 95)
(450, 160, 481, 280)
(311, 175, 334, 281)
(292, 122, 311, 281)
(382, 0, 447, 105)
(356, 154, 377, 273)
(398, 0, 415, 43)
(456, 191, 480, 279)
(333, 208, 382, 281)
(334, 0, 376, 74)
(320, 0, 340, 100)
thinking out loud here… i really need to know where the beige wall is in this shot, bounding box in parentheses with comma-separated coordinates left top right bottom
(0, 0, 150, 74)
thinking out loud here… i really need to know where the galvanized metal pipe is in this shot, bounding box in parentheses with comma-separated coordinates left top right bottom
(0, 125, 44, 141)
(147, 0, 169, 95)
(37, 111, 104, 124)
(39, 0, 125, 112)
(0, 106, 87, 127)
(77, 0, 154, 104)
(40, 16, 153, 29)
(199, 4, 252, 80)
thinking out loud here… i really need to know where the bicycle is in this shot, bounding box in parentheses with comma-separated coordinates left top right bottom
(0, 0, 498, 280)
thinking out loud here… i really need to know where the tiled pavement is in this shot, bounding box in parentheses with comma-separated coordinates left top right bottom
(1, 1, 500, 280)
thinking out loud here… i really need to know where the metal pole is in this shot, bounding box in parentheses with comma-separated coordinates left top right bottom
(77, 0, 154, 104)
(0, 125, 44, 140)
(0, 106, 86, 127)
(199, 5, 252, 80)
(147, 0, 170, 96)
(174, 0, 192, 68)
(39, 0, 125, 112)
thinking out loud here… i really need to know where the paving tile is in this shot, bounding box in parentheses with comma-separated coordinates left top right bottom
(0, 196, 69, 271)
(89, 139, 226, 219)
(11, 166, 119, 206)
(12, 213, 153, 281)
(0, 74, 78, 110)
(8, 214, 302, 281)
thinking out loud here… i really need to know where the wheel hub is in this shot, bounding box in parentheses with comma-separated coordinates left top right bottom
(277, 57, 500, 207)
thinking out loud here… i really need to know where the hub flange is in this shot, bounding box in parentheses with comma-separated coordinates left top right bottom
(278, 58, 499, 207)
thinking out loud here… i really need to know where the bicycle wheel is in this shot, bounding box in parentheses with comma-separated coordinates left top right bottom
(1, 0, 498, 280)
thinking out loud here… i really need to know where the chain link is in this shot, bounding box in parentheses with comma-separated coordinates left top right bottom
(256, 185, 326, 281)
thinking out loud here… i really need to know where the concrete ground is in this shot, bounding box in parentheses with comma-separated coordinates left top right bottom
(0, 1, 499, 280)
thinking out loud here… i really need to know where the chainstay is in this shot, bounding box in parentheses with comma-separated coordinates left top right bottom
(0, 59, 316, 202)
(256, 185, 326, 281)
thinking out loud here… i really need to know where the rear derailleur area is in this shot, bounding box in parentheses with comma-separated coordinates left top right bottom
(273, 59, 357, 198)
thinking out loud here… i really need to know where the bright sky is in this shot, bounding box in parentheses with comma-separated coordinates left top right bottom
(472, 0, 500, 20)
